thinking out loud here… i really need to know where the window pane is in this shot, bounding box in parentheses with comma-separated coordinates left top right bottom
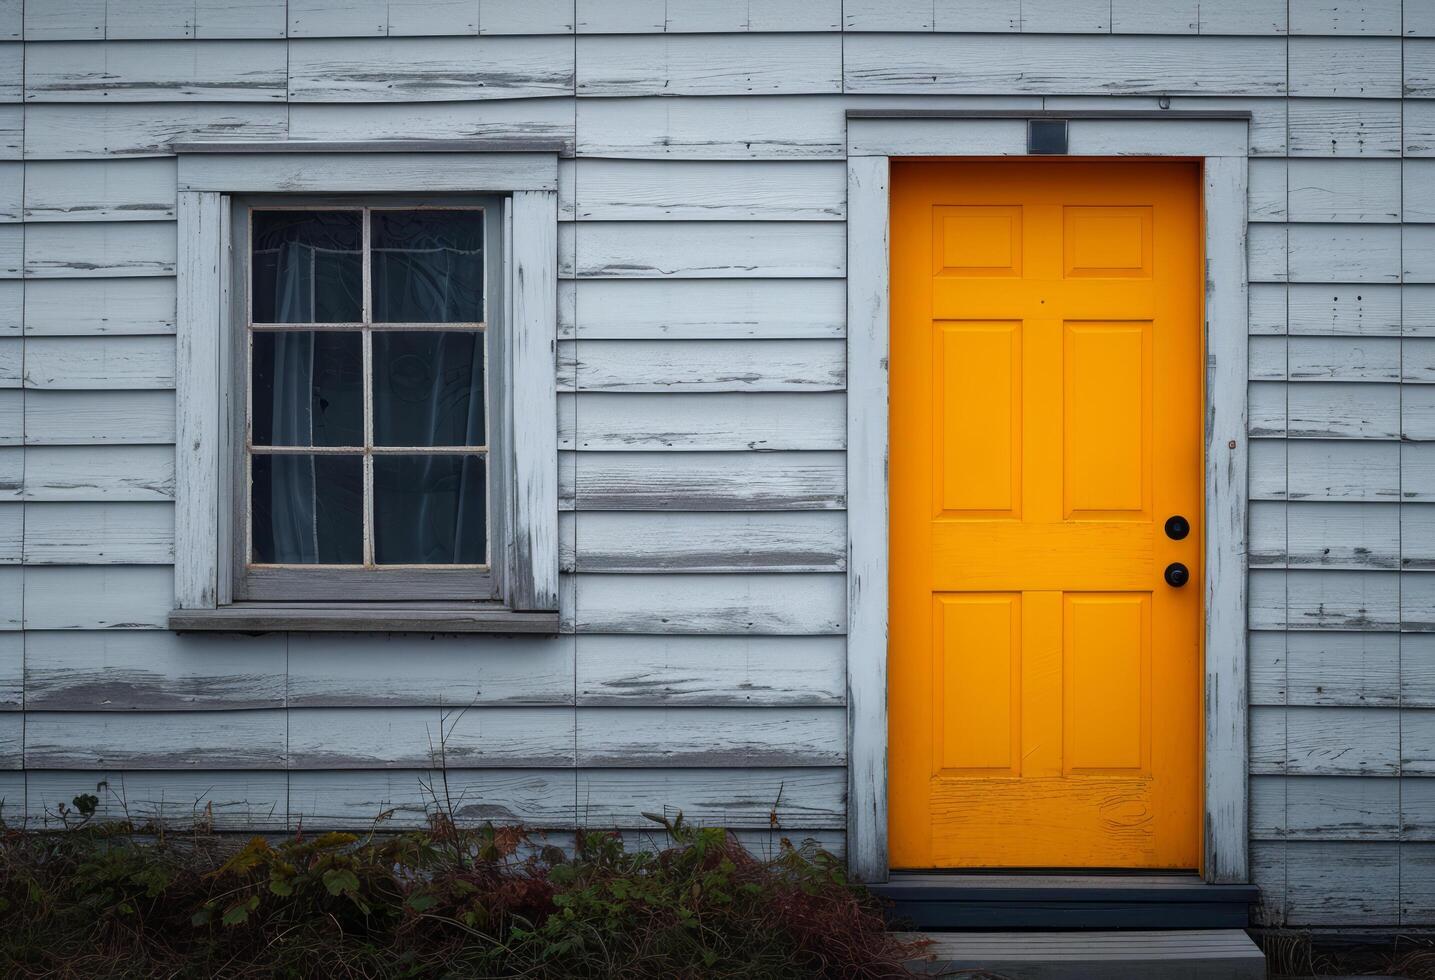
(251, 454, 363, 564)
(251, 211, 363, 323)
(371, 210, 484, 323)
(251, 331, 363, 447)
(373, 455, 486, 565)
(372, 331, 485, 447)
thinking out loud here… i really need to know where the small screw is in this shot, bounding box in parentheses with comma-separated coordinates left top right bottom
(1228, 440, 1237, 449)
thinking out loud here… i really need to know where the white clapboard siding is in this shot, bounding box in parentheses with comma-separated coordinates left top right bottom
(1250, 336, 1402, 382)
(0, 105, 18, 159)
(22, 277, 175, 335)
(285, 632, 575, 707)
(1405, 506, 1435, 571)
(0, 162, 17, 221)
(1280, 224, 1403, 282)
(1272, 841, 1402, 924)
(25, 770, 289, 830)
(575, 95, 847, 159)
(23, 630, 286, 710)
(288, 769, 576, 829)
(1406, 711, 1435, 773)
(1250, 630, 1402, 705)
(1407, 286, 1435, 335)
(23, 104, 288, 159)
(287, 36, 573, 102)
(575, 634, 844, 705)
(0, 281, 17, 334)
(1409, 38, 1435, 95)
(1272, 440, 1399, 500)
(1407, 385, 1435, 439)
(843, 35, 1287, 96)
(0, 390, 19, 444)
(1288, 37, 1402, 97)
(0, 634, 18, 707)
(24, 336, 176, 389)
(22, 222, 176, 278)
(569, 221, 845, 279)
(1249, 381, 1403, 439)
(573, 573, 845, 634)
(23, 445, 174, 501)
(287, 706, 576, 769)
(1285, 159, 1401, 222)
(566, 279, 845, 339)
(1286, 283, 1403, 335)
(25, 40, 287, 102)
(1248, 284, 1288, 333)
(23, 565, 172, 629)
(0, 713, 18, 767)
(576, 706, 845, 766)
(22, 502, 174, 564)
(1251, 775, 1401, 841)
(286, 99, 575, 149)
(1247, 159, 1287, 221)
(1251, 568, 1402, 631)
(288, 0, 573, 38)
(1251, 705, 1401, 774)
(576, 767, 845, 828)
(563, 339, 844, 391)
(572, 160, 845, 220)
(1249, 501, 1400, 568)
(25, 709, 287, 768)
(25, 390, 174, 444)
(1408, 226, 1435, 282)
(577, 0, 841, 34)
(565, 511, 845, 573)
(24, 159, 177, 222)
(1289, 98, 1402, 156)
(576, 33, 841, 97)
(1407, 575, 1435, 631)
(1290, 0, 1403, 36)
(1406, 161, 1435, 222)
(0, 502, 17, 561)
(570, 451, 845, 511)
(0, 225, 18, 277)
(561, 392, 846, 451)
(1406, 443, 1435, 501)
(23, 0, 291, 40)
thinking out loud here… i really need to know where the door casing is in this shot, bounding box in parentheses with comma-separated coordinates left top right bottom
(843, 110, 1251, 885)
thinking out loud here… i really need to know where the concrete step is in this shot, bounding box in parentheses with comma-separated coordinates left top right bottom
(902, 929, 1266, 979)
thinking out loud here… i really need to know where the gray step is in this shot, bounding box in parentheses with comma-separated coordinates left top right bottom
(873, 873, 1259, 929)
(902, 929, 1266, 979)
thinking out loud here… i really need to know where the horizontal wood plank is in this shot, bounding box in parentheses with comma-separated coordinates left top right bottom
(571, 160, 845, 220)
(23, 445, 175, 501)
(1288, 36, 1402, 97)
(1290, 98, 1402, 156)
(25, 336, 175, 389)
(23, 565, 172, 629)
(287, 36, 573, 102)
(23, 104, 288, 159)
(23, 501, 174, 564)
(565, 279, 845, 339)
(563, 339, 844, 391)
(25, 769, 288, 830)
(573, 572, 846, 634)
(22, 277, 175, 335)
(1249, 500, 1400, 569)
(24, 159, 177, 222)
(25, 709, 287, 768)
(1249, 568, 1401, 631)
(1250, 775, 1400, 841)
(576, 33, 841, 97)
(23, 630, 285, 710)
(23, 222, 176, 278)
(25, 39, 287, 102)
(285, 632, 575, 706)
(286, 99, 575, 150)
(561, 392, 845, 451)
(287, 706, 576, 768)
(1249, 630, 1402, 705)
(569, 221, 844, 278)
(1286, 158, 1401, 222)
(576, 767, 845, 828)
(1251, 705, 1400, 774)
(565, 511, 845, 573)
(576, 0, 841, 34)
(575, 634, 844, 705)
(576, 706, 845, 766)
(568, 451, 845, 511)
(288, 768, 576, 828)
(24, 390, 174, 444)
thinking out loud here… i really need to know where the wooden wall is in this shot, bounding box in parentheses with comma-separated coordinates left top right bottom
(1, 0, 1433, 927)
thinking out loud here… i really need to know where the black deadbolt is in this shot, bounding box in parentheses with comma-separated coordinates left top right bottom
(1164, 562, 1190, 588)
(1164, 515, 1190, 540)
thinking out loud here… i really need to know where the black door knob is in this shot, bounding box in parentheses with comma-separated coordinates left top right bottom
(1165, 515, 1190, 540)
(1164, 562, 1190, 588)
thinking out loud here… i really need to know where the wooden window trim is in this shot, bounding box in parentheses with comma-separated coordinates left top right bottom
(171, 143, 559, 632)
(843, 111, 1251, 885)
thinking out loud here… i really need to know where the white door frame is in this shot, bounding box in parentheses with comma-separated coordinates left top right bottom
(844, 110, 1251, 885)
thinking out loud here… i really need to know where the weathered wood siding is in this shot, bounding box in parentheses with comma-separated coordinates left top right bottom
(5, 0, 1434, 925)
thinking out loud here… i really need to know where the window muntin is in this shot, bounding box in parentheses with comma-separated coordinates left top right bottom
(243, 205, 493, 593)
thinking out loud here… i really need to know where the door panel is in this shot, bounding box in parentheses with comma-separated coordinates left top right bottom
(889, 161, 1201, 870)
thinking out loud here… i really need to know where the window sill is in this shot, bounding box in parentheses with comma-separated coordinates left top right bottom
(168, 603, 561, 634)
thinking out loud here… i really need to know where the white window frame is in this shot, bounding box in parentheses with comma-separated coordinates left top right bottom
(844, 111, 1252, 884)
(168, 142, 560, 633)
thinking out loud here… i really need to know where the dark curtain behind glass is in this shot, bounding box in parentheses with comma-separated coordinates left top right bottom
(250, 209, 487, 567)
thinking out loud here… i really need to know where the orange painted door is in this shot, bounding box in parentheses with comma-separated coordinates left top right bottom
(889, 161, 1202, 869)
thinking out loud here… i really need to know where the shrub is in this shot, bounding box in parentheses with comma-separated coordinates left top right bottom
(0, 808, 920, 979)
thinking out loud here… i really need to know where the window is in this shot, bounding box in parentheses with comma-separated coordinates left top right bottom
(237, 202, 502, 601)
(169, 145, 560, 632)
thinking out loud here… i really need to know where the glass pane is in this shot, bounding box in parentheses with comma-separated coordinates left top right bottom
(251, 211, 363, 323)
(373, 455, 486, 565)
(372, 331, 485, 447)
(251, 454, 363, 564)
(251, 331, 363, 447)
(370, 210, 484, 323)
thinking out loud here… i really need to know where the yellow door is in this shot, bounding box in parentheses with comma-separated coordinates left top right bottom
(889, 161, 1202, 869)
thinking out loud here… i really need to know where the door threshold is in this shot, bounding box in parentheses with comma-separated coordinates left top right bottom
(869, 873, 1260, 931)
